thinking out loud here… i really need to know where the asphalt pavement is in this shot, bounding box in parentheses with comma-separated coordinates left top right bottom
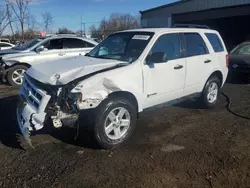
(0, 82, 249, 188)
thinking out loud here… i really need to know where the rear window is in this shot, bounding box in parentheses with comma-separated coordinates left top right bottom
(205, 33, 224, 52)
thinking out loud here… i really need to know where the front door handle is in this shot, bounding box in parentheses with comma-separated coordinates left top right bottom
(174, 65, 183, 70)
(204, 59, 211, 63)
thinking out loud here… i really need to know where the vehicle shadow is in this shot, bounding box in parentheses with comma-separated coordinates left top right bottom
(0, 95, 99, 150)
(226, 74, 250, 84)
(0, 95, 23, 149)
(49, 127, 100, 149)
(48, 111, 100, 149)
(174, 99, 203, 110)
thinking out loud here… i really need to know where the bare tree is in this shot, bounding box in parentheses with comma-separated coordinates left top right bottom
(0, 6, 10, 36)
(5, 0, 15, 36)
(90, 13, 140, 39)
(89, 25, 102, 39)
(42, 12, 53, 33)
(8, 0, 31, 40)
(26, 13, 36, 30)
(57, 27, 74, 34)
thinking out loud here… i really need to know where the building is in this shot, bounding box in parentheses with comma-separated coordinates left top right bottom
(140, 0, 250, 50)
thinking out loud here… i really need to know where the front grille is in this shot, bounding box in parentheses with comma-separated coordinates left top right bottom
(22, 76, 44, 110)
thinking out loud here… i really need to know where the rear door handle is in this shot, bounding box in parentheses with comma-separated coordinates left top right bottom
(174, 65, 183, 70)
(204, 60, 211, 63)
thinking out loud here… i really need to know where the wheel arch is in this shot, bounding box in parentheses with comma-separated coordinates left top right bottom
(8, 62, 31, 69)
(108, 91, 139, 111)
(208, 70, 223, 87)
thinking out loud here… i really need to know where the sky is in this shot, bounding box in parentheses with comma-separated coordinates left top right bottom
(1, 0, 179, 34)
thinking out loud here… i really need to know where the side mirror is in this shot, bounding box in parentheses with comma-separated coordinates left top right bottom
(98, 47, 108, 56)
(36, 45, 45, 52)
(146, 52, 168, 64)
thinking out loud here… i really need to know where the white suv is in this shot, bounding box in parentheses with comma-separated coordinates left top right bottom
(0, 35, 98, 86)
(16, 28, 228, 149)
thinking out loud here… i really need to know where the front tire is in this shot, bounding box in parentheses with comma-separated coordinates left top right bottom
(7, 65, 28, 86)
(200, 76, 220, 108)
(94, 96, 137, 149)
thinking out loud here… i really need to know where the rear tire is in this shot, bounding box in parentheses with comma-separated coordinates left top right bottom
(7, 65, 28, 87)
(200, 76, 221, 109)
(93, 96, 137, 149)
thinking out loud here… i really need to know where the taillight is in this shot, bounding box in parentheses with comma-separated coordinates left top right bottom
(226, 54, 229, 67)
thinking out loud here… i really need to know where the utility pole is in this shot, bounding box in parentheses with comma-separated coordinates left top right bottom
(80, 16, 86, 37)
(103, 17, 106, 40)
(83, 23, 86, 37)
(80, 16, 83, 37)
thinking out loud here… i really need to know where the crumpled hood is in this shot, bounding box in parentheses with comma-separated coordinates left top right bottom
(26, 55, 124, 85)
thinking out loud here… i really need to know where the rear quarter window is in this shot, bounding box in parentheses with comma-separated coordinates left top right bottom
(205, 33, 224, 52)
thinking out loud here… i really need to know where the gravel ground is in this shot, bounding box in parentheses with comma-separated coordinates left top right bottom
(0, 82, 250, 188)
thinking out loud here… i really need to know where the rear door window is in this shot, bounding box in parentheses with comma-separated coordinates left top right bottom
(183, 33, 208, 57)
(205, 33, 224, 52)
(46, 39, 63, 50)
(64, 38, 95, 48)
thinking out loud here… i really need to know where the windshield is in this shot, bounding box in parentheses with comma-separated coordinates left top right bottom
(13, 37, 46, 50)
(87, 31, 154, 63)
(231, 43, 250, 55)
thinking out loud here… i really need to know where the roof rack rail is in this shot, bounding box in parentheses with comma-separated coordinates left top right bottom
(172, 24, 210, 29)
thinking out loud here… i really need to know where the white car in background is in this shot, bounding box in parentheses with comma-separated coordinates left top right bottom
(0, 38, 11, 43)
(0, 35, 98, 86)
(0, 42, 15, 50)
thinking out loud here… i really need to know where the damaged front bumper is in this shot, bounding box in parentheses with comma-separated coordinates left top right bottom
(16, 75, 81, 148)
(16, 95, 48, 148)
(16, 76, 51, 148)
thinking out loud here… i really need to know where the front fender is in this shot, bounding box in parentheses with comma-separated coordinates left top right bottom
(71, 75, 145, 112)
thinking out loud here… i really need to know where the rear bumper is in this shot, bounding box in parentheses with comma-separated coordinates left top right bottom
(228, 68, 250, 80)
(229, 63, 250, 74)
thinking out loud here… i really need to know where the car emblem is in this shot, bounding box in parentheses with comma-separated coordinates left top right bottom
(232, 64, 238, 68)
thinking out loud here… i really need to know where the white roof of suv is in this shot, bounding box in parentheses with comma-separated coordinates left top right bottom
(117, 28, 219, 34)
